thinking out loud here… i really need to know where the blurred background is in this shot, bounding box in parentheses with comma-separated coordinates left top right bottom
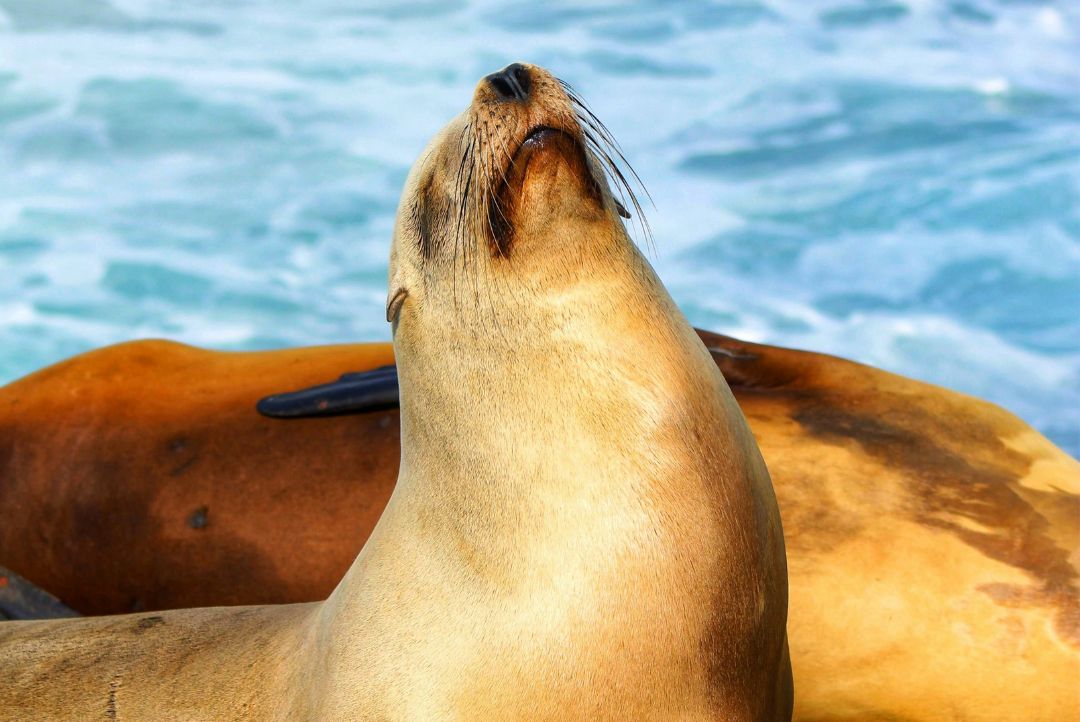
(0, 0, 1076, 455)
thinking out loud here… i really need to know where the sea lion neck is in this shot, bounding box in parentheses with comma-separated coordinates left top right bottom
(380, 241, 739, 556)
(312, 231, 783, 716)
(395, 244, 676, 468)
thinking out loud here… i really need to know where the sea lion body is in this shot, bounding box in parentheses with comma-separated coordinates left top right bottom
(706, 334, 1080, 720)
(0, 340, 398, 614)
(0, 604, 313, 719)
(4, 332, 1077, 719)
(0, 64, 791, 719)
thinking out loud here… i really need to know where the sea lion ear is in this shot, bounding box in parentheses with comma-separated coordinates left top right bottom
(386, 287, 408, 323)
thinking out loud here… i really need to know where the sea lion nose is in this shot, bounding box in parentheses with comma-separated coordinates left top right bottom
(485, 63, 532, 102)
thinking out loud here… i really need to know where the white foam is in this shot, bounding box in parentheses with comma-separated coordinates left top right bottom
(1036, 8, 1068, 39)
(975, 77, 1009, 95)
(1, 0, 1077, 455)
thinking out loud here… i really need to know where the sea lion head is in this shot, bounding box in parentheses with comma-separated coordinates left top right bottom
(385, 63, 645, 336)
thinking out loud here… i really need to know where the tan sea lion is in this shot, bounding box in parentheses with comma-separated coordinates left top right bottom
(0, 63, 792, 720)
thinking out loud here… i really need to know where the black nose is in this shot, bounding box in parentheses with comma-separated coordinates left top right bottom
(485, 63, 531, 102)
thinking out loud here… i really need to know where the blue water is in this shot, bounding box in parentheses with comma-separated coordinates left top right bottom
(0, 1, 1077, 455)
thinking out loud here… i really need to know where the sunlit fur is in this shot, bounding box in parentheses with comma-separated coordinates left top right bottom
(0, 64, 790, 720)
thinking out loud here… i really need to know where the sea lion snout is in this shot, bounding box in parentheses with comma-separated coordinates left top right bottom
(484, 62, 532, 102)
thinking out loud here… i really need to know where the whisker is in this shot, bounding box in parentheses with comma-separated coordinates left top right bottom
(475, 125, 492, 332)
(489, 132, 515, 239)
(455, 128, 478, 312)
(453, 129, 475, 304)
(476, 122, 510, 342)
(558, 77, 656, 256)
(484, 122, 531, 321)
(574, 106, 654, 208)
(582, 129, 634, 220)
(581, 128, 654, 256)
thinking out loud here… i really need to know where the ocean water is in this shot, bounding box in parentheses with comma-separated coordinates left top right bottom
(0, 0, 1077, 455)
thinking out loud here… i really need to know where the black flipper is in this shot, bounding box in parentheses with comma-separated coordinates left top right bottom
(256, 365, 400, 418)
(0, 565, 80, 620)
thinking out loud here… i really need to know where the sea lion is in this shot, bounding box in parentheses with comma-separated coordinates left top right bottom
(0, 63, 792, 720)
(0, 340, 400, 615)
(4, 330, 1077, 720)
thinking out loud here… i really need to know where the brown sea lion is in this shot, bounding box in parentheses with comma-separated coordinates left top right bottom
(0, 340, 399, 614)
(0, 63, 792, 720)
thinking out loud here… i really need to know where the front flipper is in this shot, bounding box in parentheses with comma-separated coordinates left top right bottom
(256, 365, 400, 418)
